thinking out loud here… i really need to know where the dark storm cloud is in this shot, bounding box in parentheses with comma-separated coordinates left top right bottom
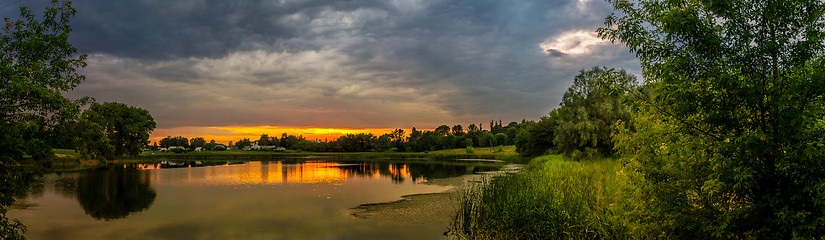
(3, 0, 640, 129)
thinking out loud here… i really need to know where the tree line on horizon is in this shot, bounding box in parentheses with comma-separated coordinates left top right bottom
(156, 120, 533, 153)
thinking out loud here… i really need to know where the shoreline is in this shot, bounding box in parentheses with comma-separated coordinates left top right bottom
(348, 164, 522, 226)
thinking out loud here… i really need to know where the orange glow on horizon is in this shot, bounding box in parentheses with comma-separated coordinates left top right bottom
(149, 126, 416, 145)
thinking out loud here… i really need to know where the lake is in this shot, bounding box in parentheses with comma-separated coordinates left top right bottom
(7, 159, 502, 240)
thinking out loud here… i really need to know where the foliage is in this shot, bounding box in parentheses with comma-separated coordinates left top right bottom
(1, 1, 83, 238)
(234, 138, 252, 149)
(515, 112, 560, 158)
(602, 0, 825, 238)
(279, 133, 301, 149)
(159, 136, 188, 148)
(452, 155, 631, 239)
(452, 125, 464, 136)
(74, 117, 112, 160)
(189, 137, 206, 149)
(554, 67, 636, 160)
(257, 134, 278, 146)
(1, 0, 86, 164)
(0, 165, 27, 240)
(336, 133, 377, 152)
(494, 133, 507, 147)
(185, 122, 527, 154)
(81, 102, 156, 157)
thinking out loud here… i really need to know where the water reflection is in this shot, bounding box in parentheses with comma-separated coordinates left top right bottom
(8, 160, 503, 240)
(75, 166, 156, 220)
(131, 160, 498, 186)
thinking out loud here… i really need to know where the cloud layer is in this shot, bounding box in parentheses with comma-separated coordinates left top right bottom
(3, 0, 639, 130)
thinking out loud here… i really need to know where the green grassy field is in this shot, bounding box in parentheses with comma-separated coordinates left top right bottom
(452, 155, 632, 239)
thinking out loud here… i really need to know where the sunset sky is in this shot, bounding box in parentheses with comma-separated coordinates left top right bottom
(2, 0, 639, 143)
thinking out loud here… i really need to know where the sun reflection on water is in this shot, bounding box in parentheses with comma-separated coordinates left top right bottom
(133, 161, 423, 185)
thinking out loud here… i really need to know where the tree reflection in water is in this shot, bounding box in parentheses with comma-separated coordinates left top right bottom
(75, 166, 156, 220)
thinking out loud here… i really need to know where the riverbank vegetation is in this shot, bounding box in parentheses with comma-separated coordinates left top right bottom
(452, 0, 825, 239)
(452, 155, 629, 239)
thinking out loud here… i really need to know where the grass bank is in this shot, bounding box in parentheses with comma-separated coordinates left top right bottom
(451, 155, 632, 239)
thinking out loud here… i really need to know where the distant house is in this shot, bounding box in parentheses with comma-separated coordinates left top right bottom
(194, 147, 203, 152)
(159, 148, 169, 152)
(261, 146, 286, 151)
(250, 143, 262, 150)
(261, 145, 286, 151)
(243, 146, 251, 151)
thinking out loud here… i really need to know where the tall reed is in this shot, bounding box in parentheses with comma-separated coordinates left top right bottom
(451, 155, 632, 239)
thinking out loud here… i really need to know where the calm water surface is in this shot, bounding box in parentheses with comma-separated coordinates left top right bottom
(8, 159, 501, 240)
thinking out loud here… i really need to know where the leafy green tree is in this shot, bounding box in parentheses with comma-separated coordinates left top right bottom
(1, 1, 84, 238)
(494, 133, 507, 146)
(479, 132, 495, 147)
(336, 133, 376, 152)
(74, 117, 112, 160)
(189, 137, 206, 149)
(234, 138, 252, 149)
(279, 134, 302, 149)
(375, 134, 393, 152)
(389, 129, 407, 151)
(1, 0, 86, 165)
(452, 125, 464, 136)
(82, 102, 156, 157)
(554, 67, 635, 160)
(203, 140, 226, 151)
(159, 136, 188, 148)
(603, 0, 825, 238)
(505, 122, 520, 145)
(435, 125, 451, 136)
(439, 135, 457, 150)
(256, 134, 278, 146)
(515, 112, 560, 157)
(464, 129, 484, 148)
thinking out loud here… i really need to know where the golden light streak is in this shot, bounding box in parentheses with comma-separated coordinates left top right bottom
(137, 161, 417, 185)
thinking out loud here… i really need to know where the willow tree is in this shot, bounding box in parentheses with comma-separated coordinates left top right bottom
(554, 67, 636, 160)
(602, 0, 825, 238)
